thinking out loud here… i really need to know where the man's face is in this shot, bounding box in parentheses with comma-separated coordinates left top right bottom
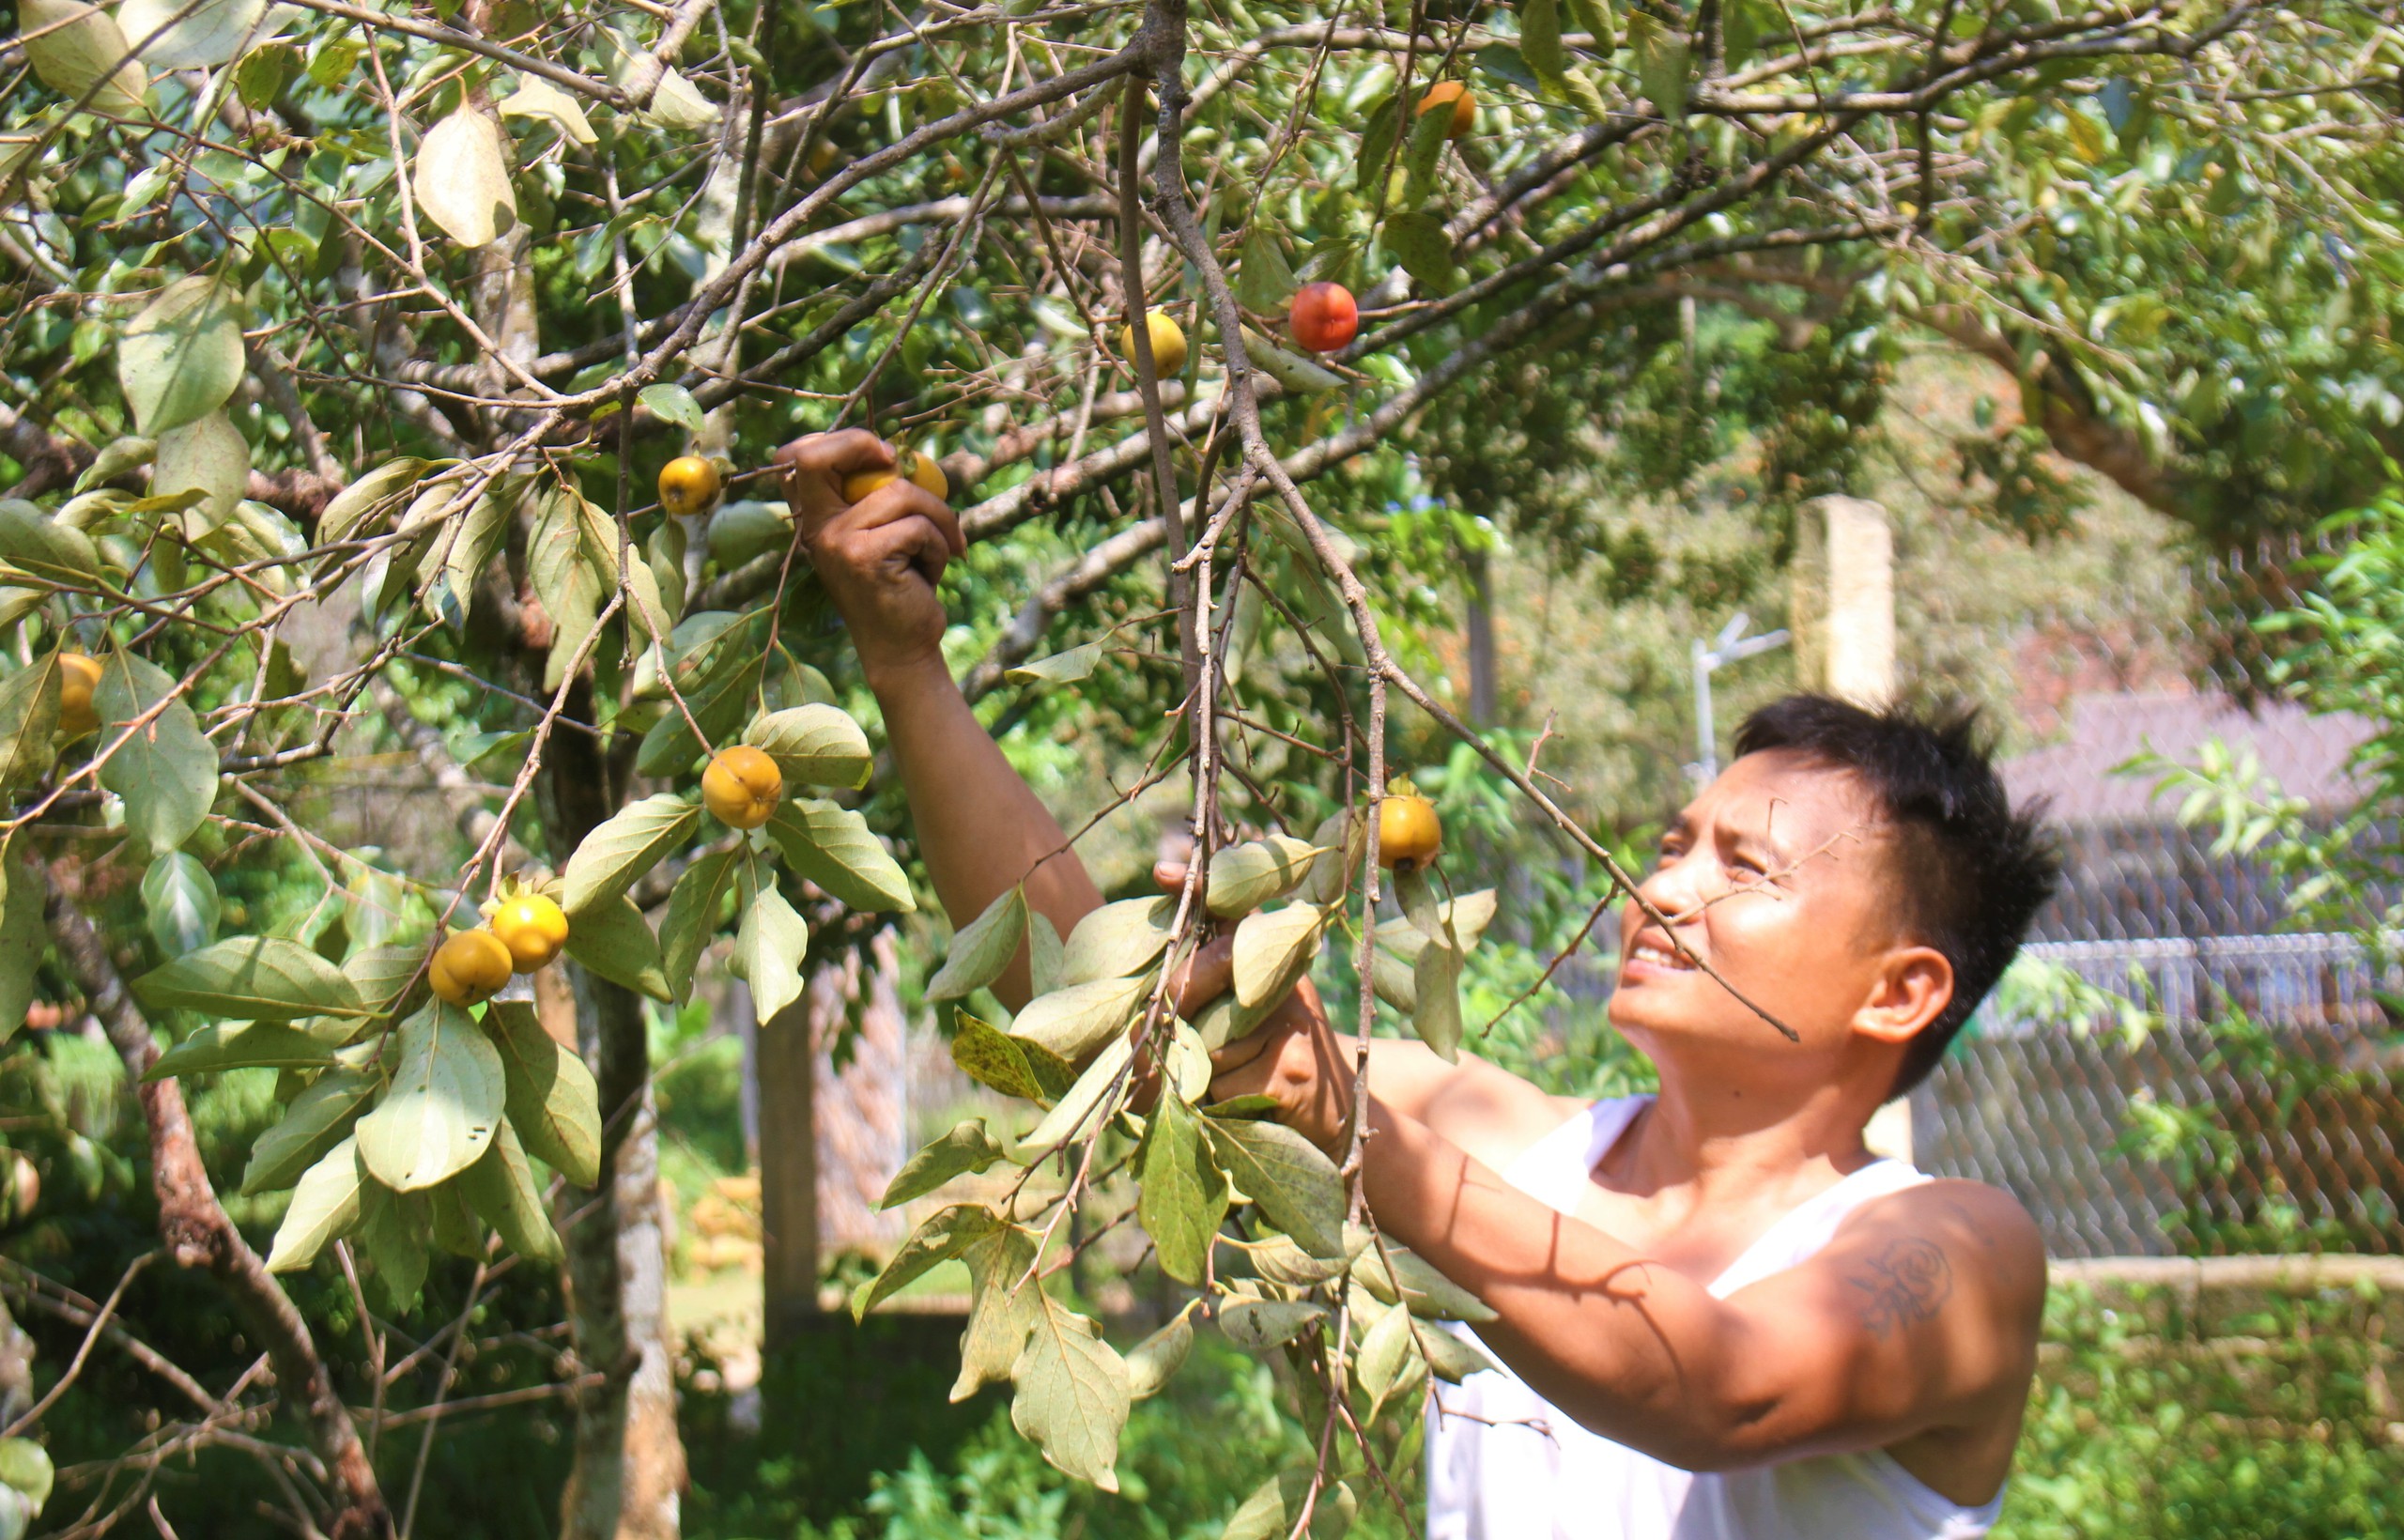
(1609, 749, 1916, 1062)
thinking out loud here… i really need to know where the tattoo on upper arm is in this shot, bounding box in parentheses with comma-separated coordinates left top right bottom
(1849, 1239, 1952, 1340)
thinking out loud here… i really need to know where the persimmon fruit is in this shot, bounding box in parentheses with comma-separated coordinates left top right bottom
(840, 445, 948, 505)
(658, 455, 723, 518)
(491, 894, 571, 973)
(1377, 792, 1442, 871)
(1417, 81, 1475, 139)
(57, 652, 101, 739)
(430, 929, 514, 1006)
(1120, 309, 1188, 377)
(702, 746, 783, 830)
(1289, 282, 1359, 353)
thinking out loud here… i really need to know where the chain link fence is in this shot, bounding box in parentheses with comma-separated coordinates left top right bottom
(1914, 533, 2404, 1259)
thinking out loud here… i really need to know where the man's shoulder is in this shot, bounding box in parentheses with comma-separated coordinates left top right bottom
(1412, 1050, 1593, 1174)
(1842, 1175, 2050, 1316)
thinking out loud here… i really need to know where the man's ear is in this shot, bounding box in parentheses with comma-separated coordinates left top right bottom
(1850, 946, 1953, 1046)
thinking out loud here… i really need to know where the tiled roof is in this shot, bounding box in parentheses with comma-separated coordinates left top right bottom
(2000, 690, 2376, 825)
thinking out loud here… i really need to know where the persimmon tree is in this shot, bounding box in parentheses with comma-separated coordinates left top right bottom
(0, 0, 2387, 1533)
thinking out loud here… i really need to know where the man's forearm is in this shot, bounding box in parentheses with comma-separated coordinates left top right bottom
(1359, 1097, 1749, 1466)
(871, 654, 1103, 1007)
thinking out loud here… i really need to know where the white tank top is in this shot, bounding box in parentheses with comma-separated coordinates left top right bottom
(1425, 1096, 2005, 1540)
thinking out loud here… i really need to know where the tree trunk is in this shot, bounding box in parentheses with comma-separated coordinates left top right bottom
(541, 682, 685, 1540)
(761, 934, 909, 1349)
(40, 874, 392, 1538)
(1463, 546, 1499, 725)
(757, 990, 819, 1350)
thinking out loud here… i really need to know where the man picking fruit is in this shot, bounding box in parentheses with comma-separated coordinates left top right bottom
(780, 427, 2058, 1540)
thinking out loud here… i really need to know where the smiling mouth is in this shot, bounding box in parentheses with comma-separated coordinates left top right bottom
(1628, 935, 1697, 972)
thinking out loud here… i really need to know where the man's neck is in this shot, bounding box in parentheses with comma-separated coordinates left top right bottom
(1608, 1066, 1883, 1214)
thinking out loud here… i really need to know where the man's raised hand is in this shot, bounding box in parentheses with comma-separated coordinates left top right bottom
(777, 429, 965, 686)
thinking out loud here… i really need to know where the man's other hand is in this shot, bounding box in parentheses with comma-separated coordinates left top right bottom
(777, 429, 964, 686)
(1151, 859, 1356, 1154)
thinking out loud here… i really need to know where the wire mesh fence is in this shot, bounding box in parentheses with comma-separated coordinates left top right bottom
(1911, 531, 2404, 1258)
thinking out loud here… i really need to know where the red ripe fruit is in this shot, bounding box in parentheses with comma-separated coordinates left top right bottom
(1288, 281, 1360, 354)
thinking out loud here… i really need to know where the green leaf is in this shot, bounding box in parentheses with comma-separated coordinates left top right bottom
(1010, 1033, 1133, 1163)
(460, 1118, 562, 1263)
(950, 1009, 1074, 1101)
(425, 1178, 484, 1257)
(141, 851, 220, 956)
(345, 944, 426, 1020)
(1353, 1243, 1497, 1322)
(927, 886, 1028, 1002)
(1355, 1298, 1422, 1425)
(1522, 0, 1568, 82)
(96, 652, 216, 855)
(0, 656, 59, 792)
(1231, 902, 1327, 1009)
(1205, 1116, 1346, 1257)
(1028, 912, 1065, 998)
(357, 1181, 430, 1313)
(639, 382, 706, 435)
(117, 274, 244, 438)
(1217, 1296, 1327, 1349)
(1223, 1469, 1357, 1540)
(1355, 96, 1400, 195)
(1568, 0, 1615, 51)
(485, 1000, 602, 1188)
(562, 891, 672, 1002)
(0, 844, 47, 1049)
(1236, 223, 1301, 314)
(882, 1118, 1008, 1209)
(854, 1203, 1001, 1320)
(1122, 1304, 1194, 1401)
(316, 457, 428, 547)
(1206, 836, 1322, 919)
(660, 845, 741, 1002)
(1400, 90, 1456, 208)
(731, 868, 809, 1025)
(1381, 211, 1457, 297)
(1004, 641, 1103, 688)
(117, 0, 267, 69)
(743, 703, 872, 789)
(1627, 8, 1689, 124)
(241, 1068, 375, 1194)
(439, 473, 514, 615)
(151, 409, 249, 537)
(0, 1434, 54, 1514)
(764, 798, 915, 914)
(1411, 938, 1464, 1061)
(501, 70, 598, 146)
(1136, 1090, 1227, 1286)
(952, 1223, 1041, 1400)
(134, 936, 364, 1021)
(0, 500, 100, 583)
(354, 1000, 503, 1192)
(71, 436, 154, 494)
(265, 1135, 363, 1272)
(559, 793, 698, 916)
(1009, 974, 1149, 1062)
(1010, 1297, 1132, 1491)
(1422, 1325, 1497, 1383)
(143, 1020, 336, 1082)
(1059, 896, 1175, 986)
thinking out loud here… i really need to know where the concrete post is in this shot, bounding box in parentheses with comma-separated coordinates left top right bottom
(1796, 497, 1914, 1162)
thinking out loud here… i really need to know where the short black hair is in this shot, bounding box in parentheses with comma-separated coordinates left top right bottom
(1732, 694, 2058, 1098)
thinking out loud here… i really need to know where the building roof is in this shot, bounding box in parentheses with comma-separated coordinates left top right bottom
(2000, 690, 2376, 825)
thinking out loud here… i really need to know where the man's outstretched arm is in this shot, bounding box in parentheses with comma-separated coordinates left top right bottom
(780, 431, 1102, 1007)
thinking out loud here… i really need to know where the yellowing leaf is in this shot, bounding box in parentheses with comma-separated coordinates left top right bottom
(881, 1118, 1008, 1209)
(1010, 1298, 1131, 1491)
(1206, 1116, 1346, 1258)
(499, 70, 596, 146)
(1230, 902, 1327, 1009)
(1205, 836, 1322, 919)
(952, 1223, 1040, 1400)
(1009, 974, 1149, 1062)
(413, 105, 516, 249)
(854, 1203, 1001, 1320)
(20, 0, 147, 116)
